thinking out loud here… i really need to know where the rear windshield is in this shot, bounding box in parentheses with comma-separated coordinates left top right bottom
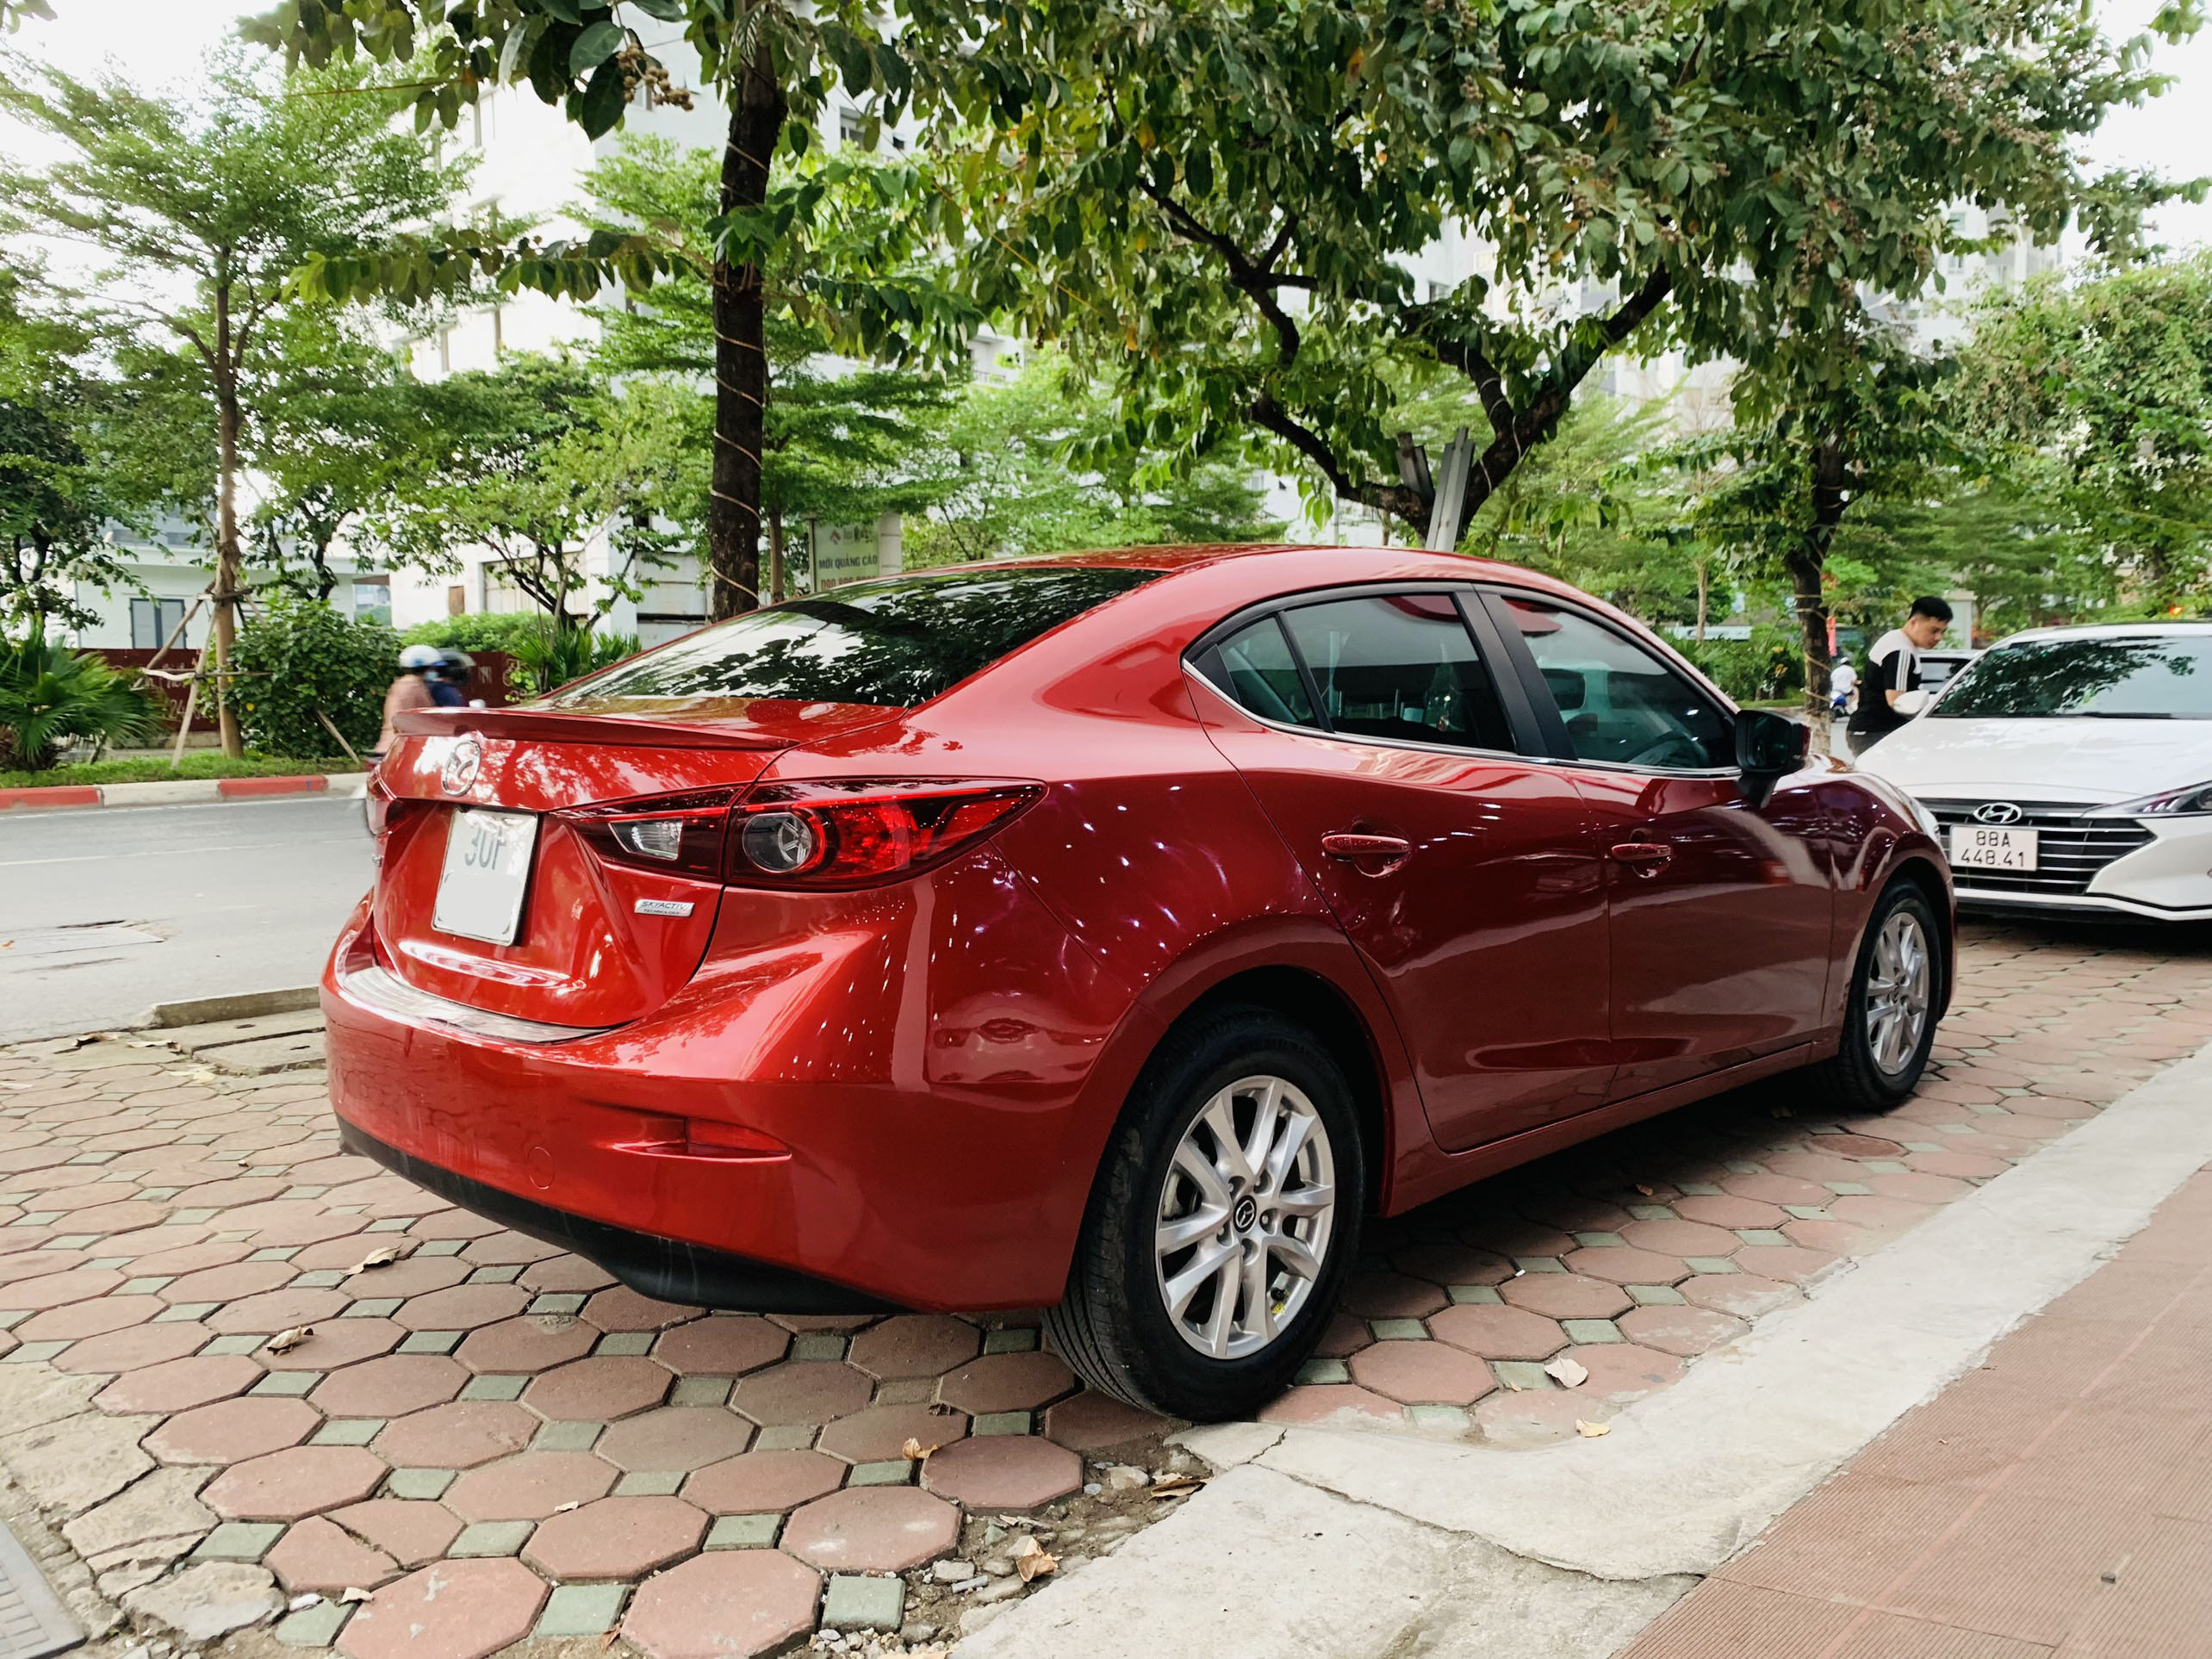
(545, 566, 1159, 710)
(1935, 634, 2212, 720)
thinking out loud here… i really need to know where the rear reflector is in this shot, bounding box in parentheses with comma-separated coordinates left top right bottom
(557, 789, 735, 879)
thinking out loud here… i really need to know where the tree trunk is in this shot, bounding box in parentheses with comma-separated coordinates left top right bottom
(1694, 559, 1710, 643)
(1788, 435, 1853, 753)
(768, 506, 785, 604)
(211, 276, 245, 759)
(706, 51, 787, 621)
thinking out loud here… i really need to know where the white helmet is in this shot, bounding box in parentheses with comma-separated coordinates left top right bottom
(398, 643, 443, 671)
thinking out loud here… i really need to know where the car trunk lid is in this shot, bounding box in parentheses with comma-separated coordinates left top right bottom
(371, 700, 899, 1028)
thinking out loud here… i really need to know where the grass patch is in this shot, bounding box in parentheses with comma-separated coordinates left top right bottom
(0, 754, 362, 791)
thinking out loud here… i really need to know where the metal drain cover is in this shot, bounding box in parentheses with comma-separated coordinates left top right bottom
(0, 1523, 79, 1659)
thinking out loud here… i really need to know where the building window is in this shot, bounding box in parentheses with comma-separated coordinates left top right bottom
(447, 585, 468, 617)
(354, 579, 393, 626)
(838, 107, 866, 147)
(1427, 280, 1449, 302)
(130, 596, 187, 650)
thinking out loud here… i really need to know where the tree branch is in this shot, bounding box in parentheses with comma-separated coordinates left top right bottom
(1135, 178, 1302, 368)
(1250, 389, 1426, 524)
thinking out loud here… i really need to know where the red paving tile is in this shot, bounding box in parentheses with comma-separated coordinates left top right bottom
(444, 1451, 620, 1522)
(730, 1360, 874, 1426)
(53, 1320, 212, 1374)
(781, 1486, 960, 1571)
(265, 1514, 402, 1594)
(327, 1499, 463, 1567)
(593, 1407, 754, 1471)
(1498, 1272, 1634, 1320)
(1347, 1339, 1497, 1405)
(203, 1446, 387, 1519)
(583, 1286, 699, 1332)
(650, 1314, 788, 1376)
(1041, 1390, 1174, 1453)
(620, 1550, 819, 1659)
(816, 1402, 969, 1464)
(372, 1401, 537, 1469)
(455, 1314, 597, 1374)
(921, 1435, 1083, 1509)
(525, 1355, 672, 1420)
(146, 1395, 320, 1464)
(253, 1319, 406, 1372)
(683, 1450, 848, 1514)
(310, 1354, 467, 1418)
(847, 1314, 981, 1378)
(341, 1557, 547, 1659)
(523, 1495, 707, 1580)
(935, 1351, 1076, 1415)
(18, 1295, 163, 1340)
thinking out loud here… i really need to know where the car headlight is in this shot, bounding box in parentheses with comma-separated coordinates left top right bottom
(2086, 780, 2212, 818)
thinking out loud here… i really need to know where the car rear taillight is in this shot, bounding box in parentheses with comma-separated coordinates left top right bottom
(365, 781, 429, 862)
(555, 780, 1040, 890)
(557, 789, 736, 879)
(724, 780, 1042, 889)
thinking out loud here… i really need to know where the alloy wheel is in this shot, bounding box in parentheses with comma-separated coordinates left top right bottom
(1153, 1073, 1337, 1360)
(1865, 908, 1933, 1075)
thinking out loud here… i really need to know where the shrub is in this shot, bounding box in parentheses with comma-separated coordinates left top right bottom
(1675, 625, 1805, 704)
(0, 637, 164, 770)
(232, 595, 399, 760)
(401, 612, 547, 655)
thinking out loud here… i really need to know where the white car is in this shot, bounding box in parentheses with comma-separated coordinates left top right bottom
(1854, 623, 2212, 922)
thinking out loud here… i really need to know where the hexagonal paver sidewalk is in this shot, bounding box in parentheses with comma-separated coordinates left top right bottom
(0, 918, 2207, 1657)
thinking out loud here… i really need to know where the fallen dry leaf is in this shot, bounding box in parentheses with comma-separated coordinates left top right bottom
(351, 1244, 406, 1273)
(264, 1326, 313, 1354)
(552, 1501, 582, 1513)
(1149, 1475, 1203, 1498)
(1635, 1184, 1654, 1196)
(1575, 1419, 1612, 1438)
(339, 1588, 372, 1604)
(1010, 1536, 1057, 1582)
(1544, 1356, 1589, 1389)
(900, 1437, 939, 1462)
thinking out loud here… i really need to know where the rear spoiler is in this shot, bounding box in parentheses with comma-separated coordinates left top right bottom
(392, 705, 793, 751)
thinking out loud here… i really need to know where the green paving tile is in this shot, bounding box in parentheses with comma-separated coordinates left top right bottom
(614, 1470, 685, 1496)
(463, 1375, 528, 1401)
(274, 1600, 351, 1648)
(535, 1584, 628, 1637)
(670, 1376, 731, 1407)
(1681, 1258, 1739, 1275)
(451, 1520, 533, 1557)
(847, 1460, 915, 1487)
(981, 1327, 1038, 1355)
(196, 1521, 285, 1561)
(1446, 1284, 1502, 1305)
(1491, 1361, 1553, 1391)
(344, 1298, 402, 1318)
(1515, 1258, 1566, 1274)
(533, 1420, 601, 1451)
(468, 1264, 524, 1284)
(398, 1331, 462, 1355)
(1735, 1230, 1790, 1247)
(705, 1513, 780, 1550)
(595, 1332, 656, 1357)
(385, 1468, 455, 1500)
(529, 1294, 586, 1315)
(1626, 1284, 1685, 1306)
(312, 1419, 384, 1445)
(252, 1370, 321, 1396)
(823, 1574, 903, 1633)
(1572, 1232, 1625, 1248)
(1561, 1320, 1621, 1344)
(1824, 1181, 1873, 1196)
(754, 1425, 816, 1451)
(971, 1412, 1032, 1437)
(1407, 1405, 1471, 1432)
(790, 1333, 847, 1362)
(1295, 1357, 1350, 1385)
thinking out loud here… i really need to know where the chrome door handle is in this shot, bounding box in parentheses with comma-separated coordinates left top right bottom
(1607, 841, 1673, 871)
(1321, 832, 1412, 861)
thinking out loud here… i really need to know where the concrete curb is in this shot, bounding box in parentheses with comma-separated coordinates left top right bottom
(0, 773, 366, 812)
(146, 987, 322, 1028)
(958, 1038, 2212, 1658)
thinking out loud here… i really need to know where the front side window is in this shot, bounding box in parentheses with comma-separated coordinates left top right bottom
(1278, 593, 1515, 751)
(1502, 598, 1731, 769)
(546, 566, 1159, 711)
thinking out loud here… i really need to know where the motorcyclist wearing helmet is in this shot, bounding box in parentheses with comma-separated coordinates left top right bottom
(426, 649, 475, 708)
(375, 643, 444, 760)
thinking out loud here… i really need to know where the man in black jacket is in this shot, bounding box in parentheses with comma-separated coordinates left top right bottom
(1847, 596, 1953, 755)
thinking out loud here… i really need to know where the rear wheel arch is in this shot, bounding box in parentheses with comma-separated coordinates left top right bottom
(1173, 966, 1391, 1216)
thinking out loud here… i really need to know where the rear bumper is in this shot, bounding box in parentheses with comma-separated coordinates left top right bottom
(320, 849, 1140, 1313)
(340, 1121, 901, 1313)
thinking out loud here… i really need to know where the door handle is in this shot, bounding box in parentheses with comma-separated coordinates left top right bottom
(1607, 841, 1674, 871)
(1321, 832, 1412, 862)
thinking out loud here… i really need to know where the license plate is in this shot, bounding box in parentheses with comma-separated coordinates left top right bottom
(433, 808, 539, 945)
(1948, 824, 2038, 872)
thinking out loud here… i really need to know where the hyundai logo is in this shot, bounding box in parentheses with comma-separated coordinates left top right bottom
(1972, 801, 2024, 826)
(439, 736, 484, 796)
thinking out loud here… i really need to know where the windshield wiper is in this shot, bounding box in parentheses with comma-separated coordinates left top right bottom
(2072, 710, 2175, 719)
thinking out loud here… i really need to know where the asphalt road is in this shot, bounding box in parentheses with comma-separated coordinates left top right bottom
(0, 796, 373, 1041)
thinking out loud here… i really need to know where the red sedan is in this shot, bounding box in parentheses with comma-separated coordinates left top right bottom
(326, 546, 1950, 1420)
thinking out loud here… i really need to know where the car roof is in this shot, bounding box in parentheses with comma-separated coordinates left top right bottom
(960, 542, 1588, 594)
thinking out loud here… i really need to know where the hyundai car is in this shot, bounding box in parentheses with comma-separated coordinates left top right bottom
(1854, 623, 2212, 923)
(326, 546, 1952, 1420)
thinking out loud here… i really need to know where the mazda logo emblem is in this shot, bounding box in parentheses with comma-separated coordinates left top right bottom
(439, 736, 483, 796)
(1973, 801, 2023, 826)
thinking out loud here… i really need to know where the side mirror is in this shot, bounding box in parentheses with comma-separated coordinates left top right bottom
(1735, 709, 1810, 803)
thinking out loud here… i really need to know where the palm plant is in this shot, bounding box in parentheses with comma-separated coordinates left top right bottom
(0, 637, 164, 770)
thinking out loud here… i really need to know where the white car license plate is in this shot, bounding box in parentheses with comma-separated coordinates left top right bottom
(1948, 824, 2038, 873)
(433, 808, 539, 945)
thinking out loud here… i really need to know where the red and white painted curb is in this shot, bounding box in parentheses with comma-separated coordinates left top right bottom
(0, 771, 369, 812)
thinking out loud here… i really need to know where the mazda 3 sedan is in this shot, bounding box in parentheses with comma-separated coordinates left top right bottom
(326, 546, 1951, 1419)
(1855, 623, 2212, 923)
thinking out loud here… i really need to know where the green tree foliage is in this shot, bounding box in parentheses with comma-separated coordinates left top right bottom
(370, 353, 689, 649)
(0, 267, 131, 637)
(0, 47, 469, 753)
(1956, 253, 2212, 613)
(252, 0, 974, 622)
(231, 593, 398, 760)
(902, 0, 2192, 547)
(574, 135, 963, 600)
(0, 637, 163, 771)
(905, 356, 1285, 568)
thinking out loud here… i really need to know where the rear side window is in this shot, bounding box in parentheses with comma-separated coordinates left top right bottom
(1278, 593, 1515, 751)
(545, 567, 1159, 710)
(1214, 618, 1321, 726)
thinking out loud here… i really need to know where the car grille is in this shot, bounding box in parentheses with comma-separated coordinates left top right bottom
(1923, 799, 2153, 897)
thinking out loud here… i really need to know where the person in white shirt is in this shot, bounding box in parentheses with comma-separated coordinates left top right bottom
(1847, 597, 1953, 754)
(1829, 658, 1857, 715)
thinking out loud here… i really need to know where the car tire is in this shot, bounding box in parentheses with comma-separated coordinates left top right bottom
(1046, 1006, 1364, 1422)
(1805, 880, 1943, 1113)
